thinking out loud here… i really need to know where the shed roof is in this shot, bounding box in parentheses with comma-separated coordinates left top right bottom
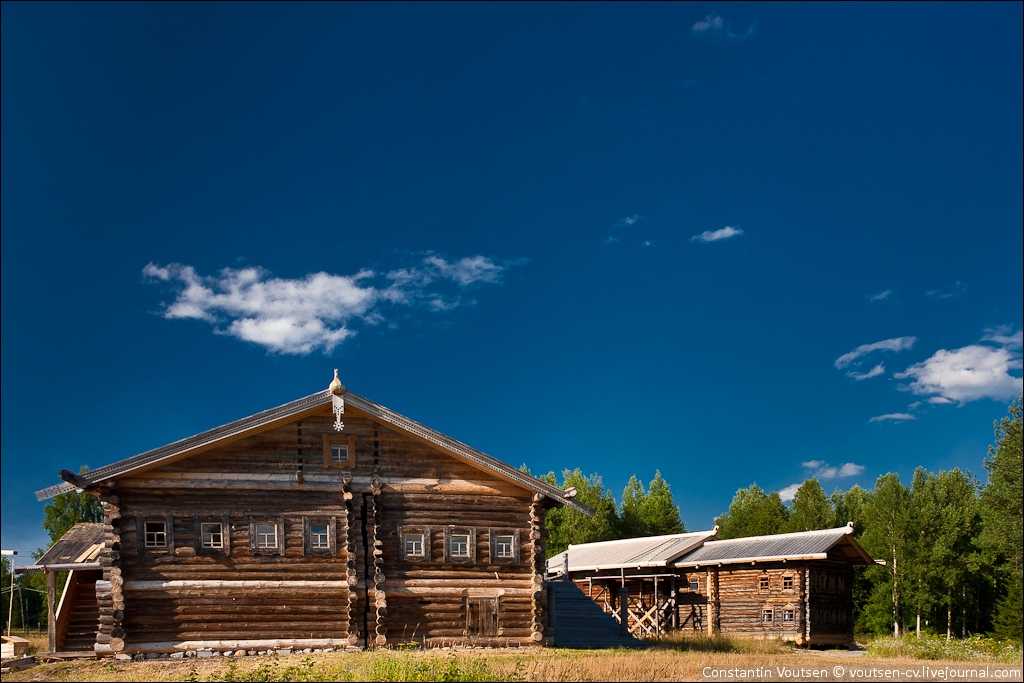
(675, 524, 875, 566)
(35, 384, 591, 515)
(33, 523, 104, 567)
(551, 529, 720, 572)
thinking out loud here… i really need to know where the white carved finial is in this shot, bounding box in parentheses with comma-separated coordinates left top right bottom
(330, 369, 345, 431)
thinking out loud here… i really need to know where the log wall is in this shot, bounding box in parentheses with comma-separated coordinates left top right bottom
(109, 407, 547, 652)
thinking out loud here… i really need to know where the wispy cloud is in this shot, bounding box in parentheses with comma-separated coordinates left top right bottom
(143, 253, 513, 355)
(691, 14, 757, 41)
(601, 236, 620, 245)
(801, 460, 866, 480)
(869, 413, 916, 423)
(834, 336, 917, 370)
(846, 363, 886, 381)
(690, 226, 743, 243)
(615, 215, 645, 228)
(868, 290, 893, 303)
(925, 281, 968, 299)
(641, 240, 654, 248)
(894, 327, 1023, 404)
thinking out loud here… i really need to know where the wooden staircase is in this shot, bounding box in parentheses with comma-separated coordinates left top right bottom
(55, 571, 100, 652)
(548, 580, 645, 649)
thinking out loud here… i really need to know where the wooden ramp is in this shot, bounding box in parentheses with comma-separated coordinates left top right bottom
(549, 580, 645, 649)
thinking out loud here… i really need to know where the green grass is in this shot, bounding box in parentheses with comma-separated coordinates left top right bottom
(867, 634, 1023, 664)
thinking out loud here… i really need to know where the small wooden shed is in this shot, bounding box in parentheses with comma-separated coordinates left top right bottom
(548, 524, 879, 646)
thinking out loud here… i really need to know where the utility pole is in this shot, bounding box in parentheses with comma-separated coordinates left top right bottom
(2, 549, 17, 637)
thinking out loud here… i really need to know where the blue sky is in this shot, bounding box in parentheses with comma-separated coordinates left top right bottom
(2, 2, 1021, 556)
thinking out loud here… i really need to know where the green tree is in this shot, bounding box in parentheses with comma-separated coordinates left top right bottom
(543, 469, 620, 556)
(980, 394, 1023, 641)
(930, 468, 983, 640)
(715, 484, 790, 539)
(862, 473, 913, 637)
(786, 478, 835, 532)
(620, 471, 685, 538)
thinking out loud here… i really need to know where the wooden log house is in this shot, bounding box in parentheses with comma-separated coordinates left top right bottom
(33, 373, 590, 655)
(547, 525, 880, 646)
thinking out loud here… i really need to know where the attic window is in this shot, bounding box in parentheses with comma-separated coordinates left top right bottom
(759, 575, 770, 591)
(689, 576, 699, 592)
(324, 434, 355, 469)
(783, 575, 793, 591)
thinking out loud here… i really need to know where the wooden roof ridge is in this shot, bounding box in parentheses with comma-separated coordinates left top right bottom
(35, 388, 592, 515)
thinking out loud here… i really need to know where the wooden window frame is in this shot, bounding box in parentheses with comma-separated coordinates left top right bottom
(761, 607, 774, 624)
(249, 517, 285, 556)
(689, 576, 700, 592)
(194, 515, 231, 554)
(782, 574, 794, 591)
(444, 527, 476, 564)
(783, 608, 795, 624)
(323, 434, 356, 469)
(758, 574, 770, 592)
(489, 529, 520, 564)
(399, 526, 431, 562)
(303, 517, 337, 556)
(137, 515, 173, 555)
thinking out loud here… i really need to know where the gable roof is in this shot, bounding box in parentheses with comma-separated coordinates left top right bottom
(548, 529, 719, 573)
(548, 524, 877, 576)
(35, 387, 591, 515)
(674, 524, 875, 566)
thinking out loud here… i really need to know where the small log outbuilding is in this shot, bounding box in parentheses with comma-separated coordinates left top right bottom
(547, 524, 880, 646)
(34, 374, 590, 655)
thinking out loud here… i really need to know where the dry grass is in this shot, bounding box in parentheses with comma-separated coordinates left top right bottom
(4, 641, 1022, 683)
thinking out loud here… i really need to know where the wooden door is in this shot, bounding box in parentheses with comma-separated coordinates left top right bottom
(466, 597, 499, 637)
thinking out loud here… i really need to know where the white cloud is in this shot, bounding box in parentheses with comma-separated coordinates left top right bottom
(868, 290, 893, 303)
(615, 215, 645, 228)
(834, 336, 917, 370)
(601, 236, 620, 245)
(846, 363, 885, 381)
(800, 460, 866, 480)
(982, 324, 1023, 350)
(895, 343, 1023, 404)
(144, 253, 511, 355)
(690, 226, 744, 243)
(692, 14, 757, 41)
(869, 413, 916, 423)
(641, 240, 654, 248)
(778, 483, 801, 502)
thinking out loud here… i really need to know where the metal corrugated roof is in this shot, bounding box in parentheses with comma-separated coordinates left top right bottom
(674, 525, 874, 566)
(34, 523, 104, 566)
(554, 530, 720, 572)
(35, 387, 592, 515)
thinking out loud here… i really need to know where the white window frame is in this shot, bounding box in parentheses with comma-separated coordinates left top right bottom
(249, 517, 285, 556)
(488, 529, 520, 564)
(762, 608, 774, 624)
(444, 527, 476, 564)
(201, 522, 224, 549)
(399, 526, 431, 562)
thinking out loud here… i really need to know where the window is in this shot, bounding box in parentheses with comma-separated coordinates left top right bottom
(489, 529, 520, 564)
(249, 518, 284, 556)
(783, 575, 793, 590)
(323, 434, 356, 469)
(444, 527, 476, 563)
(256, 523, 277, 548)
(759, 575, 770, 591)
(406, 533, 425, 557)
(399, 526, 431, 562)
(303, 517, 337, 556)
(201, 523, 224, 549)
(762, 608, 774, 623)
(451, 533, 470, 557)
(783, 609, 795, 623)
(145, 521, 167, 548)
(689, 577, 700, 592)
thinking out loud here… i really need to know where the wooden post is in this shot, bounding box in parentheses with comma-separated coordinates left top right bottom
(654, 576, 660, 635)
(46, 570, 56, 653)
(670, 578, 678, 630)
(619, 585, 629, 636)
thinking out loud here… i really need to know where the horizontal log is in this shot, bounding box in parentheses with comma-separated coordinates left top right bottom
(125, 579, 348, 590)
(121, 638, 353, 654)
